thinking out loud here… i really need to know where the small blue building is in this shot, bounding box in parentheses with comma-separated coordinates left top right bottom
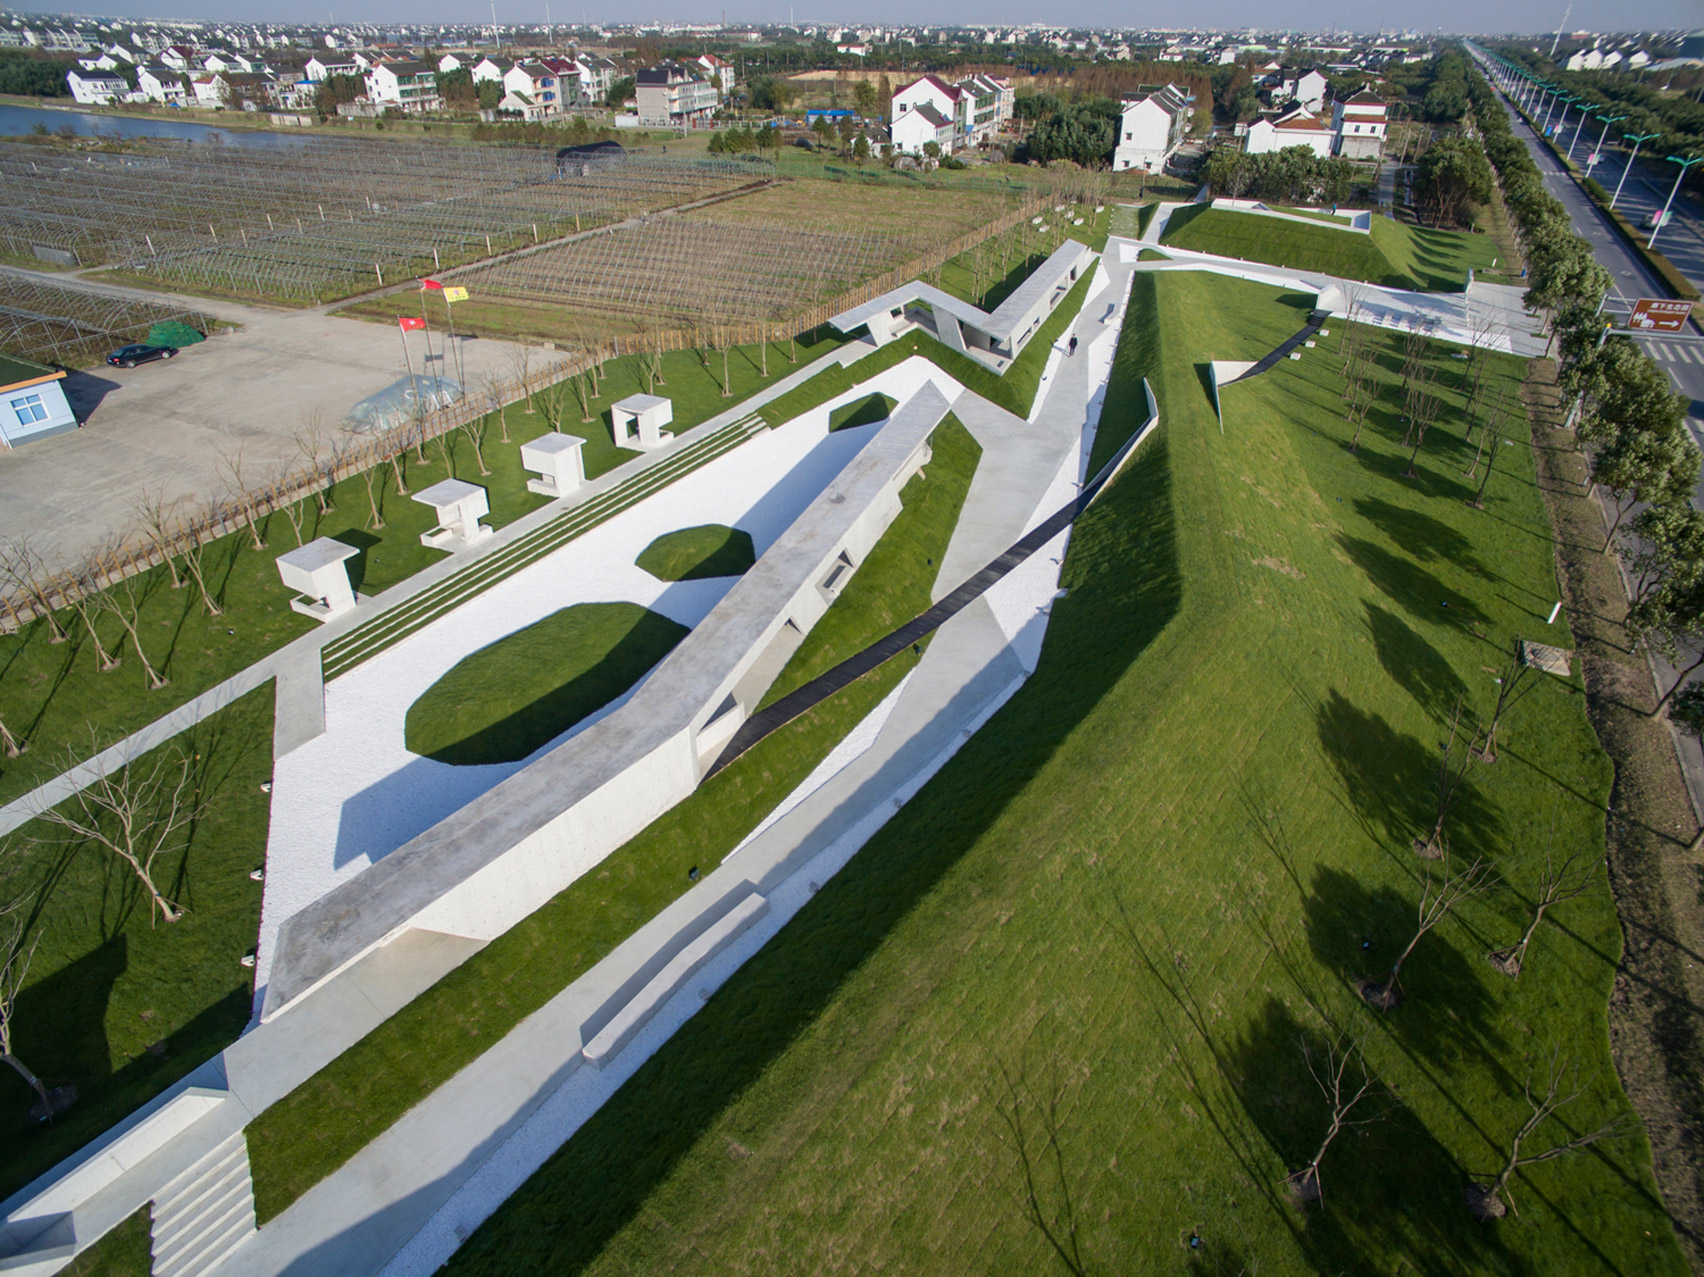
(0, 354, 76, 448)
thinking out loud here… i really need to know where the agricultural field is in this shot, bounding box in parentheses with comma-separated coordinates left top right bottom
(0, 269, 214, 367)
(1161, 202, 1501, 291)
(429, 179, 1026, 345)
(444, 270, 1684, 1273)
(0, 137, 768, 306)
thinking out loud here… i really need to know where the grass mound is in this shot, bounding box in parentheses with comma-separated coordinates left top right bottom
(404, 603, 688, 767)
(636, 524, 755, 581)
(1160, 204, 1496, 290)
(444, 271, 1682, 1275)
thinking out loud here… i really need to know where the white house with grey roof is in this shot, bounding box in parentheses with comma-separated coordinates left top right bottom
(1113, 83, 1192, 173)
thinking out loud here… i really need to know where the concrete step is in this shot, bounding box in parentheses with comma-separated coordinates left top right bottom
(150, 1134, 255, 1277)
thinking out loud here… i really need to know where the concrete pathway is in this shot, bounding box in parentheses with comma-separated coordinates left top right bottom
(207, 249, 1140, 1277)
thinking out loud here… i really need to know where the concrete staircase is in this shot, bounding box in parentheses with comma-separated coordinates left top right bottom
(148, 1135, 255, 1277)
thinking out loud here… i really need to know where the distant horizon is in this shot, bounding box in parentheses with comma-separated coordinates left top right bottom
(6, 2, 1701, 38)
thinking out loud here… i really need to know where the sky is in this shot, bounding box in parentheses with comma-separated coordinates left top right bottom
(28, 0, 1703, 34)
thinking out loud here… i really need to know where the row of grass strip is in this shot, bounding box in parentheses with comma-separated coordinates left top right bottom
(322, 417, 764, 679)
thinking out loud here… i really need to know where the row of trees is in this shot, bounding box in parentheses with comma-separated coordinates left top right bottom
(1201, 144, 1356, 206)
(1465, 66, 1704, 722)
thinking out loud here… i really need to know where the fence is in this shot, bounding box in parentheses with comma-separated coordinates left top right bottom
(0, 188, 1089, 631)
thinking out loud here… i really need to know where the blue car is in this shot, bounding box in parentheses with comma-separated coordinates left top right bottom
(107, 343, 177, 369)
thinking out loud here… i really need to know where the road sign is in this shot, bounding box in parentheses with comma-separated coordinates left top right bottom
(1629, 298, 1695, 333)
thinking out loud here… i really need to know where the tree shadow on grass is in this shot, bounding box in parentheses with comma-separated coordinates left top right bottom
(1300, 865, 1507, 1072)
(1364, 603, 1468, 723)
(1223, 995, 1527, 1273)
(1352, 496, 1487, 575)
(1336, 536, 1488, 633)
(447, 428, 1186, 1276)
(1315, 689, 1503, 855)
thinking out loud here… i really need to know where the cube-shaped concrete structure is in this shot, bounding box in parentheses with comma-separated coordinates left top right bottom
(610, 394, 673, 451)
(413, 478, 493, 551)
(276, 537, 361, 621)
(519, 432, 587, 498)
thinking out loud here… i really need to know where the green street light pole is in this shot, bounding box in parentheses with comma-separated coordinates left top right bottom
(1612, 131, 1661, 208)
(1649, 154, 1704, 248)
(1566, 97, 1593, 160)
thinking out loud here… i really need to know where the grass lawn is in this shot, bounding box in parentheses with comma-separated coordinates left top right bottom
(1161, 203, 1499, 291)
(403, 604, 689, 768)
(635, 524, 756, 581)
(826, 393, 896, 433)
(0, 686, 273, 1201)
(245, 402, 983, 1224)
(0, 333, 844, 811)
(444, 270, 1683, 1274)
(59, 1205, 150, 1276)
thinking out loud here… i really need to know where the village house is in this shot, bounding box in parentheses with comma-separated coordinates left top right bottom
(65, 68, 129, 104)
(1244, 105, 1336, 158)
(635, 62, 717, 127)
(366, 59, 441, 112)
(1113, 84, 1192, 173)
(1331, 90, 1387, 160)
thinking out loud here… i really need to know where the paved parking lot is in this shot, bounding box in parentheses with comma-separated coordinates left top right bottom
(0, 281, 530, 577)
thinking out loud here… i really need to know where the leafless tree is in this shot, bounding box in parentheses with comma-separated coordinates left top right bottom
(357, 462, 387, 531)
(1400, 369, 1442, 474)
(0, 716, 23, 758)
(992, 1056, 1087, 1276)
(1469, 414, 1506, 512)
(214, 446, 265, 551)
(570, 368, 594, 423)
(1462, 397, 1509, 482)
(34, 742, 201, 925)
(1489, 845, 1600, 979)
(293, 412, 334, 515)
(133, 491, 186, 588)
(0, 540, 67, 642)
(1416, 699, 1478, 858)
(1465, 1050, 1625, 1219)
(504, 342, 535, 413)
(1361, 853, 1496, 1010)
(456, 411, 491, 477)
(0, 908, 51, 1117)
(65, 569, 121, 672)
(1288, 1034, 1382, 1205)
(93, 574, 168, 689)
(1474, 643, 1536, 764)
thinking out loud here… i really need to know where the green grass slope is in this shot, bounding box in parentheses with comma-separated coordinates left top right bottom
(635, 524, 755, 582)
(404, 603, 689, 767)
(1161, 204, 1498, 291)
(446, 271, 1683, 1275)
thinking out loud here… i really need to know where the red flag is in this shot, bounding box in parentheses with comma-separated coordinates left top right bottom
(398, 316, 426, 331)
(420, 278, 444, 290)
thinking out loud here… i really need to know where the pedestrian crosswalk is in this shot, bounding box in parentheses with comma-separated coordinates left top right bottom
(1647, 340, 1704, 364)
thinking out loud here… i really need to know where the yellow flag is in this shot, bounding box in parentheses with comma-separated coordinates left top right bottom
(442, 286, 469, 303)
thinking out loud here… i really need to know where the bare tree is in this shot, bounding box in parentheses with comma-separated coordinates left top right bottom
(1488, 846, 1600, 978)
(504, 342, 535, 413)
(1474, 643, 1536, 764)
(292, 413, 334, 515)
(93, 575, 168, 689)
(175, 517, 223, 618)
(357, 461, 387, 531)
(1468, 413, 1506, 512)
(1462, 397, 1509, 482)
(1401, 369, 1442, 476)
(215, 446, 266, 551)
(65, 570, 121, 673)
(0, 540, 67, 643)
(0, 910, 51, 1117)
(134, 490, 186, 588)
(1416, 699, 1477, 858)
(1465, 1051, 1625, 1219)
(1361, 853, 1496, 1010)
(1288, 1034, 1382, 1205)
(0, 716, 24, 758)
(456, 412, 492, 477)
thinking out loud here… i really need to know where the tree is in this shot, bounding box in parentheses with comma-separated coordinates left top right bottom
(1361, 853, 1496, 1010)
(1287, 1035, 1381, 1205)
(852, 134, 870, 164)
(1628, 569, 1704, 716)
(1416, 699, 1477, 858)
(1414, 136, 1493, 228)
(1672, 684, 1704, 850)
(1465, 1051, 1624, 1219)
(1591, 425, 1698, 553)
(94, 575, 169, 690)
(33, 743, 203, 926)
(1488, 845, 1599, 978)
(1474, 642, 1536, 765)
(1628, 505, 1704, 606)
(852, 79, 877, 118)
(604, 76, 635, 109)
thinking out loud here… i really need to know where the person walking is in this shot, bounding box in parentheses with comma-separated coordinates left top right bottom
(1067, 335, 1078, 356)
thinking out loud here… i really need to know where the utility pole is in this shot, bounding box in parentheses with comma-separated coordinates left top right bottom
(1548, 3, 1571, 61)
(1588, 112, 1626, 173)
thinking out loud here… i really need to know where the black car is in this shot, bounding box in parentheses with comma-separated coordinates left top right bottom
(107, 343, 177, 369)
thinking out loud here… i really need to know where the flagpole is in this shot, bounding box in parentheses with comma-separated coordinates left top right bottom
(445, 293, 464, 392)
(398, 317, 416, 398)
(418, 283, 437, 400)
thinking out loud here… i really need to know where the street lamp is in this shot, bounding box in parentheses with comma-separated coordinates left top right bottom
(1611, 131, 1661, 208)
(1540, 85, 1564, 135)
(1649, 154, 1703, 247)
(1588, 112, 1627, 172)
(1566, 98, 1593, 161)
